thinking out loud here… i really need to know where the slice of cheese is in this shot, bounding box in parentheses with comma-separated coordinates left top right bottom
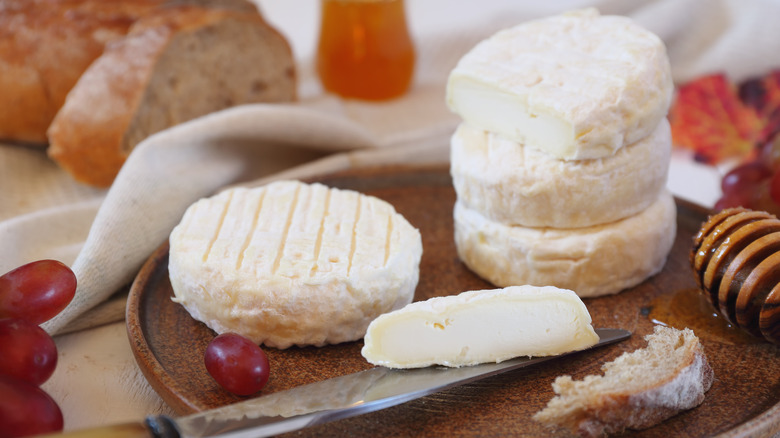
(361, 285, 599, 368)
(446, 8, 672, 160)
(168, 180, 423, 349)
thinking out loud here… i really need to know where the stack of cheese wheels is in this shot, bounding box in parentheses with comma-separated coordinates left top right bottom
(446, 9, 677, 298)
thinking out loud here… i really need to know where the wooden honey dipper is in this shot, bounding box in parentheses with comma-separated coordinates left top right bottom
(691, 207, 780, 344)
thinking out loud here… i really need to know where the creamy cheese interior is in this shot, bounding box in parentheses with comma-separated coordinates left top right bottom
(447, 78, 575, 158)
(362, 285, 599, 368)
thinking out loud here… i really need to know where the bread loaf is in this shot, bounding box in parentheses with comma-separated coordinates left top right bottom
(46, 2, 296, 187)
(534, 326, 714, 437)
(0, 0, 260, 145)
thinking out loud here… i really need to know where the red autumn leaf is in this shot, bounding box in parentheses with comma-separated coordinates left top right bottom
(739, 70, 780, 144)
(670, 73, 762, 164)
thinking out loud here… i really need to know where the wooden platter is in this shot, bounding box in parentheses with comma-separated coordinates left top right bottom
(126, 164, 780, 437)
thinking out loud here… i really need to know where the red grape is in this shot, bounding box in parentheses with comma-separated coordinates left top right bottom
(0, 260, 76, 325)
(0, 375, 63, 437)
(759, 137, 780, 170)
(769, 171, 780, 206)
(714, 191, 755, 211)
(720, 161, 772, 195)
(205, 333, 270, 396)
(0, 318, 57, 386)
(715, 161, 775, 212)
(744, 182, 780, 217)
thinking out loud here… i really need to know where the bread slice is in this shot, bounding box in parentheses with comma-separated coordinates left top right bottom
(533, 326, 714, 437)
(47, 4, 296, 187)
(0, 0, 259, 145)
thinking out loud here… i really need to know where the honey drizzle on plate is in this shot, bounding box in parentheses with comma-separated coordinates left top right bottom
(648, 288, 760, 345)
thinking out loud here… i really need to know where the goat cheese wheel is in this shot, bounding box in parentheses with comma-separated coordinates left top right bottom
(450, 119, 671, 228)
(168, 180, 423, 348)
(453, 191, 676, 297)
(446, 8, 672, 160)
(362, 285, 599, 368)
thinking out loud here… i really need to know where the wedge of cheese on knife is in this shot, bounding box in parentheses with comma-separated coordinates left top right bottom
(361, 285, 599, 368)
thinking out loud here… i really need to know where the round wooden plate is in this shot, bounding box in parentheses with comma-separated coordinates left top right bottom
(127, 164, 780, 437)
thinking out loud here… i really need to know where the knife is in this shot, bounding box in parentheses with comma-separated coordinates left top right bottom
(54, 328, 629, 438)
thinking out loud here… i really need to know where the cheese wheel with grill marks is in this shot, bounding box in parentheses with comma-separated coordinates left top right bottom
(168, 180, 423, 348)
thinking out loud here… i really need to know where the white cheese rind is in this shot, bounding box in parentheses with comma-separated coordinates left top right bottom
(453, 191, 677, 297)
(168, 180, 423, 349)
(450, 119, 671, 228)
(361, 285, 599, 368)
(446, 8, 672, 160)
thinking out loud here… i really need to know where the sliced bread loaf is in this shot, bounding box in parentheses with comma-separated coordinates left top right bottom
(46, 4, 296, 187)
(0, 0, 260, 145)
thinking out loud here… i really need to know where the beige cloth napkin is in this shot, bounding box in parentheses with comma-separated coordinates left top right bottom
(2, 0, 779, 337)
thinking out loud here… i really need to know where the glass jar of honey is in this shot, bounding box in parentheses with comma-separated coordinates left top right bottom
(316, 0, 415, 101)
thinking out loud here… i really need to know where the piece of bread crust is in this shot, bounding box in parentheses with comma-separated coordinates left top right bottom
(46, 4, 296, 187)
(534, 326, 714, 437)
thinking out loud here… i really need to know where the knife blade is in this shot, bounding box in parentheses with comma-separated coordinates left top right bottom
(56, 328, 630, 438)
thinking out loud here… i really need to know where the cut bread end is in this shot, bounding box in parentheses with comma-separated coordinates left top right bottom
(47, 5, 296, 187)
(533, 326, 714, 437)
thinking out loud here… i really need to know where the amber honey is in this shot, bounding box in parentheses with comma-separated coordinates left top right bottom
(316, 0, 415, 100)
(649, 288, 760, 345)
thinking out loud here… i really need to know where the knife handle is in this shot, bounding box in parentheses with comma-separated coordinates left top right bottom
(38, 422, 152, 438)
(39, 416, 179, 438)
